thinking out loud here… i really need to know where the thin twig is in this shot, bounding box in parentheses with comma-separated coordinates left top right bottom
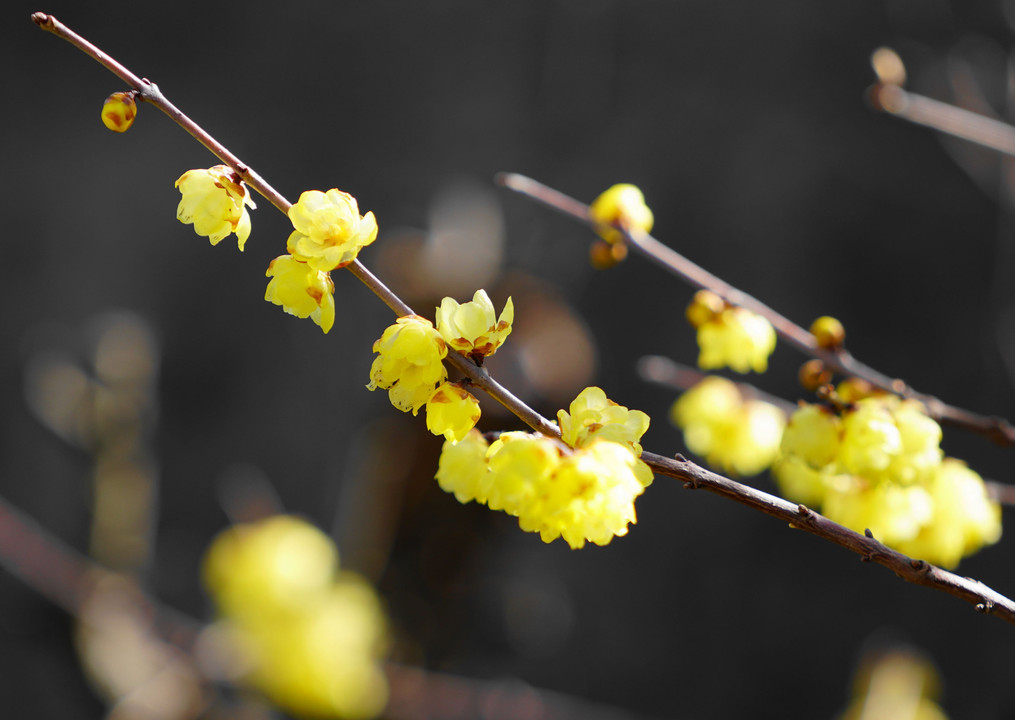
(31, 11, 558, 440)
(640, 451, 1015, 625)
(495, 172, 1015, 446)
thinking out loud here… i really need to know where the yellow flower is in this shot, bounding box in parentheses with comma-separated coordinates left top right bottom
(695, 306, 777, 374)
(264, 254, 336, 333)
(425, 382, 481, 443)
(435, 290, 514, 359)
(435, 429, 490, 504)
(100, 91, 136, 132)
(175, 165, 256, 250)
(588, 184, 654, 244)
(202, 515, 338, 622)
(287, 189, 378, 272)
(367, 316, 448, 414)
(558, 386, 650, 454)
(519, 440, 647, 549)
(485, 431, 562, 515)
(671, 376, 785, 477)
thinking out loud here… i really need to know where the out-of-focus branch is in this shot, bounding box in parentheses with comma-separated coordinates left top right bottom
(496, 172, 1015, 446)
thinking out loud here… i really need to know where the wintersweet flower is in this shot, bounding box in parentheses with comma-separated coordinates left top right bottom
(367, 316, 448, 414)
(518, 440, 647, 549)
(695, 306, 777, 374)
(588, 184, 654, 244)
(558, 386, 650, 454)
(435, 290, 514, 359)
(264, 255, 336, 333)
(287, 189, 378, 272)
(175, 165, 256, 250)
(425, 382, 481, 443)
(435, 429, 490, 504)
(485, 432, 561, 515)
(100, 91, 136, 132)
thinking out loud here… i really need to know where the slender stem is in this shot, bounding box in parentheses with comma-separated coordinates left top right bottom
(639, 451, 1015, 625)
(496, 172, 1015, 446)
(32, 11, 557, 436)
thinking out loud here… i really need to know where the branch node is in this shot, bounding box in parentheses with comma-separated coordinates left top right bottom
(976, 600, 995, 614)
(864, 528, 875, 539)
(682, 480, 699, 490)
(673, 453, 688, 463)
(31, 12, 54, 28)
(909, 559, 929, 572)
(796, 504, 811, 517)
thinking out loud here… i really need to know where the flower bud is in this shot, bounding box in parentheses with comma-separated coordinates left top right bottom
(798, 359, 833, 391)
(100, 91, 137, 132)
(810, 316, 846, 350)
(685, 290, 725, 329)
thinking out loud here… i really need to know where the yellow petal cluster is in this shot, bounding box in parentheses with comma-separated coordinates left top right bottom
(588, 183, 654, 244)
(696, 306, 776, 374)
(202, 515, 388, 719)
(425, 382, 481, 443)
(287, 189, 378, 272)
(367, 316, 448, 414)
(435, 290, 514, 359)
(175, 165, 256, 250)
(264, 254, 336, 333)
(773, 395, 1001, 568)
(671, 376, 786, 477)
(558, 386, 651, 455)
(100, 91, 136, 132)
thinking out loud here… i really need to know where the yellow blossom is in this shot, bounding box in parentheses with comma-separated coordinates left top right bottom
(695, 306, 777, 374)
(100, 91, 136, 132)
(558, 386, 653, 485)
(672, 376, 785, 477)
(485, 431, 561, 515)
(367, 316, 448, 414)
(264, 254, 336, 333)
(425, 382, 481, 443)
(519, 440, 647, 549)
(435, 429, 490, 504)
(588, 184, 654, 244)
(287, 189, 378, 272)
(435, 290, 514, 359)
(175, 165, 256, 250)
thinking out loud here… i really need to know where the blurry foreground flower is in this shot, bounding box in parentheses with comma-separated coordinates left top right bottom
(265, 254, 336, 333)
(202, 515, 389, 719)
(175, 165, 256, 250)
(686, 290, 776, 374)
(588, 183, 654, 244)
(287, 189, 378, 272)
(425, 381, 481, 442)
(839, 647, 947, 720)
(671, 376, 785, 477)
(367, 316, 448, 414)
(435, 289, 514, 359)
(100, 91, 136, 132)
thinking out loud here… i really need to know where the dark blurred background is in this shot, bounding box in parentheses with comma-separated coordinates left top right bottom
(6, 1, 1015, 718)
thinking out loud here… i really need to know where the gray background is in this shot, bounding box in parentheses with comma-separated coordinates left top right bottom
(5, 1, 1015, 718)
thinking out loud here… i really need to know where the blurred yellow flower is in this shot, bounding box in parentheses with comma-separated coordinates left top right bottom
(435, 289, 514, 359)
(695, 306, 776, 374)
(264, 254, 336, 333)
(287, 189, 378, 272)
(588, 183, 654, 244)
(175, 165, 256, 249)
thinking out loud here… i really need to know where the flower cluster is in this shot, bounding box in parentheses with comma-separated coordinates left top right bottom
(435, 388, 653, 549)
(670, 376, 786, 477)
(368, 290, 513, 441)
(175, 165, 256, 250)
(685, 290, 776, 374)
(772, 388, 1001, 568)
(202, 515, 388, 719)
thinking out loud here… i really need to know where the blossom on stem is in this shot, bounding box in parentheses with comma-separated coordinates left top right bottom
(435, 289, 514, 359)
(287, 189, 378, 272)
(264, 255, 336, 333)
(425, 382, 481, 443)
(100, 91, 136, 132)
(588, 183, 654, 244)
(175, 165, 256, 249)
(367, 316, 448, 414)
(687, 291, 776, 374)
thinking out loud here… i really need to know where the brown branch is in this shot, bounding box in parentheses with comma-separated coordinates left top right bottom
(495, 172, 1015, 446)
(31, 11, 559, 441)
(639, 451, 1015, 626)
